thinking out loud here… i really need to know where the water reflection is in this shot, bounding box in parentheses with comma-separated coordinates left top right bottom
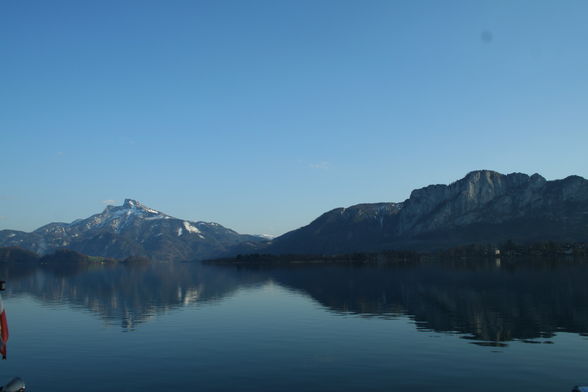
(261, 260, 588, 344)
(0, 262, 263, 330)
(2, 259, 588, 345)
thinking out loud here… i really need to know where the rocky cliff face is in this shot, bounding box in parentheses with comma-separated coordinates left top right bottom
(0, 199, 263, 262)
(267, 170, 588, 254)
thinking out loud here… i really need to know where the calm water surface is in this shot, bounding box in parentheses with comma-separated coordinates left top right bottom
(1, 259, 587, 391)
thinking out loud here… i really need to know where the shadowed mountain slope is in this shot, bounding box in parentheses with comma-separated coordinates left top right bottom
(265, 170, 588, 254)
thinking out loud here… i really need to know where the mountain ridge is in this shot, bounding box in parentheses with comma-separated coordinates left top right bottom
(263, 170, 588, 254)
(0, 199, 263, 262)
(2, 170, 588, 259)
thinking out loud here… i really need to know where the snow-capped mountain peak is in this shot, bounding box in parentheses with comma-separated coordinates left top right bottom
(123, 198, 138, 208)
(122, 199, 164, 215)
(0, 199, 267, 261)
(67, 199, 172, 235)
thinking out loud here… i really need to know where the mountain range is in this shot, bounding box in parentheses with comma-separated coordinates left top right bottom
(0, 199, 264, 262)
(266, 170, 588, 254)
(1, 170, 587, 261)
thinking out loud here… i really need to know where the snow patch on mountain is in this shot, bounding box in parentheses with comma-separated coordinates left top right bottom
(183, 221, 201, 234)
(255, 234, 276, 240)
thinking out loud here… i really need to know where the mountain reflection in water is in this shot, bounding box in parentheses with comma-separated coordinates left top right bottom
(2, 258, 588, 345)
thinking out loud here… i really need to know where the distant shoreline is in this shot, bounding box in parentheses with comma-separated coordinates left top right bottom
(2, 241, 587, 265)
(0, 247, 150, 264)
(206, 241, 588, 265)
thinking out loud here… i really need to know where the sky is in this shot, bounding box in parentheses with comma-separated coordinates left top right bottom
(1, 0, 588, 236)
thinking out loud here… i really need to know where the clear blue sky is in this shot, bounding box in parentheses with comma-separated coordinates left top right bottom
(1, 0, 587, 235)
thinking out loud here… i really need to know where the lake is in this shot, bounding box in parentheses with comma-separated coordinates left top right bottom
(1, 258, 587, 391)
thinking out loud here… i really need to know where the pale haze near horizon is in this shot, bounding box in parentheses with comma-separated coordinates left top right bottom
(1, 0, 587, 236)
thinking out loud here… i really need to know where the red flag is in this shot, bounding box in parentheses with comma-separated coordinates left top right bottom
(0, 295, 8, 359)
